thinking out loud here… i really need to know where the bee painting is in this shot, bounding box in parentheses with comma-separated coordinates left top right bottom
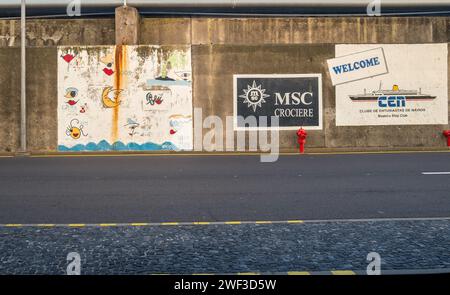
(66, 119, 88, 139)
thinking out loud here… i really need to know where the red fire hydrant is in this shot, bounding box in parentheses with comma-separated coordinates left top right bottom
(443, 130, 450, 147)
(297, 128, 307, 154)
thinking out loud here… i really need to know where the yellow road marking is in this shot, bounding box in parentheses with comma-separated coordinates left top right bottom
(307, 150, 450, 155)
(5, 216, 445, 228)
(331, 270, 356, 275)
(161, 222, 179, 226)
(287, 271, 311, 275)
(26, 149, 450, 158)
(100, 223, 117, 227)
(30, 153, 268, 158)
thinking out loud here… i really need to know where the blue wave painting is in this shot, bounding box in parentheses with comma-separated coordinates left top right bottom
(58, 140, 179, 152)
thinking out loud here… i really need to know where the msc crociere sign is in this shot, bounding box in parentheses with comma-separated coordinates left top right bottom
(233, 74, 322, 130)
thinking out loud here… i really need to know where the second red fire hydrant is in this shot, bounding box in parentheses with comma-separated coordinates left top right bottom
(297, 128, 307, 154)
(443, 130, 450, 147)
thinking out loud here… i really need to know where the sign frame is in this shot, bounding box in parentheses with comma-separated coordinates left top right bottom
(233, 74, 323, 131)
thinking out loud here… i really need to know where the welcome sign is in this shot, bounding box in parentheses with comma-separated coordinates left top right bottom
(327, 47, 388, 85)
(335, 44, 448, 126)
(233, 74, 322, 130)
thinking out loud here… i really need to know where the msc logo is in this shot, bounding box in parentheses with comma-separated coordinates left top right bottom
(378, 96, 406, 108)
(239, 80, 270, 112)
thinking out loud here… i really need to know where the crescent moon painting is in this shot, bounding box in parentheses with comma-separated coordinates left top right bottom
(101, 86, 122, 108)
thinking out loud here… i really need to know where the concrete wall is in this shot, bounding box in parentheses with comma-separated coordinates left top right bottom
(1, 16, 449, 153)
(0, 47, 57, 152)
(0, 48, 20, 152)
(0, 19, 115, 47)
(28, 48, 58, 151)
(194, 17, 448, 44)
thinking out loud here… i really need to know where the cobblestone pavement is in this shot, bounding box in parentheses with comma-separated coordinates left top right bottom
(1, 219, 450, 274)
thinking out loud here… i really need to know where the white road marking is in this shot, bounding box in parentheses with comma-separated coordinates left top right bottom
(422, 172, 450, 175)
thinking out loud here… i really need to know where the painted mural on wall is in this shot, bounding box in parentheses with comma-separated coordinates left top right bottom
(332, 44, 448, 126)
(57, 45, 193, 151)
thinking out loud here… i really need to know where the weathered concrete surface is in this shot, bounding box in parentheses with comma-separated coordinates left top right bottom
(0, 48, 57, 152)
(115, 6, 140, 45)
(0, 48, 20, 152)
(26, 48, 57, 152)
(141, 18, 191, 45)
(0, 19, 115, 47)
(192, 17, 448, 45)
(1, 17, 448, 48)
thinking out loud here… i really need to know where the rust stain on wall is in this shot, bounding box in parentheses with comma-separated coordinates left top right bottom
(112, 45, 127, 143)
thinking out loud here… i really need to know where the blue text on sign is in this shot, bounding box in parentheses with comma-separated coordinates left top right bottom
(332, 57, 381, 74)
(378, 96, 406, 108)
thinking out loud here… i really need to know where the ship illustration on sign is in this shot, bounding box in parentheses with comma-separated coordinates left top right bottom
(349, 82, 436, 101)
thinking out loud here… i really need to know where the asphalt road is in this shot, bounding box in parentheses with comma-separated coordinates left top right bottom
(1, 152, 450, 224)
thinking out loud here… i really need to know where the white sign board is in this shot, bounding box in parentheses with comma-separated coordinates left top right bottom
(335, 44, 448, 126)
(327, 47, 388, 86)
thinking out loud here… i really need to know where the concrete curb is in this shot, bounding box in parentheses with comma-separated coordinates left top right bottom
(0, 148, 449, 158)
